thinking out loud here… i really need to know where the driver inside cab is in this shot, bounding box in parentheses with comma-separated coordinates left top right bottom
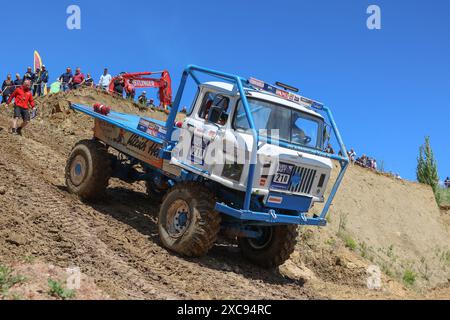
(291, 116, 310, 146)
(201, 95, 230, 126)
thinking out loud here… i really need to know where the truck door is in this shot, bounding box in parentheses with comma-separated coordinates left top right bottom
(183, 91, 231, 174)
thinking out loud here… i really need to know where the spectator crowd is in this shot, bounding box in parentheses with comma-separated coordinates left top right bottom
(1, 64, 165, 136)
(2, 65, 163, 110)
(1, 66, 49, 102)
(325, 145, 407, 179)
(326, 145, 379, 172)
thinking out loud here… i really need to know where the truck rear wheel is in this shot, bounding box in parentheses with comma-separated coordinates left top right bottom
(238, 225, 298, 268)
(158, 183, 221, 257)
(65, 139, 112, 200)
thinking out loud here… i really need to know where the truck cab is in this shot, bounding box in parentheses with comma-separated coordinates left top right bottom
(172, 80, 333, 216)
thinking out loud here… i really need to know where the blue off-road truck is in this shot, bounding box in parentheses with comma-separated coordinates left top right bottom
(65, 65, 349, 268)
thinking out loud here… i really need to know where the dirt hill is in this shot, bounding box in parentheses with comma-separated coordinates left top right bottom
(309, 164, 450, 293)
(0, 88, 448, 299)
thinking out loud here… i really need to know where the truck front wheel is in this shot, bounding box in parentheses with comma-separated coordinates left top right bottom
(238, 225, 298, 268)
(158, 183, 221, 257)
(65, 139, 112, 200)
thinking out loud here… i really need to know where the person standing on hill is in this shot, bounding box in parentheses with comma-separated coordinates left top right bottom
(59, 67, 73, 92)
(2, 74, 15, 103)
(445, 177, 450, 189)
(14, 73, 23, 87)
(138, 91, 147, 106)
(372, 159, 378, 171)
(23, 67, 35, 84)
(113, 76, 125, 97)
(125, 80, 135, 100)
(84, 74, 94, 87)
(6, 80, 35, 135)
(148, 98, 156, 109)
(40, 65, 49, 96)
(72, 68, 85, 89)
(33, 68, 42, 96)
(325, 143, 335, 155)
(98, 68, 112, 91)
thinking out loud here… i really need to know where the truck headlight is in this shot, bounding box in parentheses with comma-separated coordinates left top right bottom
(318, 174, 327, 188)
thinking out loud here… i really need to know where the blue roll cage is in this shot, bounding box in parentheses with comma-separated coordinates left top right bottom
(165, 65, 349, 227)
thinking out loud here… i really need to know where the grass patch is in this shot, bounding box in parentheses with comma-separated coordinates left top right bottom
(48, 279, 75, 300)
(338, 213, 348, 234)
(359, 242, 374, 261)
(437, 188, 450, 206)
(342, 234, 357, 251)
(337, 213, 357, 251)
(326, 238, 337, 247)
(23, 255, 36, 264)
(381, 263, 394, 278)
(11, 293, 23, 300)
(402, 269, 417, 286)
(387, 245, 394, 258)
(438, 250, 450, 266)
(0, 265, 26, 296)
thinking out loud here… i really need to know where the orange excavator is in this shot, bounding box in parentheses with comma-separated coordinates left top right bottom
(109, 70, 172, 108)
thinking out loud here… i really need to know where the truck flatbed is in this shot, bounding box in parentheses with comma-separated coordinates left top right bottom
(71, 103, 168, 145)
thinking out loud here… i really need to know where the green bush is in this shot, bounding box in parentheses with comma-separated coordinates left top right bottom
(402, 269, 416, 286)
(417, 137, 440, 202)
(0, 265, 26, 296)
(437, 188, 450, 206)
(48, 279, 75, 300)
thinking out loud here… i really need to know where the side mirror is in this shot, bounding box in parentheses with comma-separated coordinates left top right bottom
(208, 106, 223, 124)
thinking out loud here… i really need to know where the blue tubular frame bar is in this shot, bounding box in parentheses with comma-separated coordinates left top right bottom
(319, 106, 349, 220)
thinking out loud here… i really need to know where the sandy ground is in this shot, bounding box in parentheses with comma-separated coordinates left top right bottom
(0, 88, 448, 300)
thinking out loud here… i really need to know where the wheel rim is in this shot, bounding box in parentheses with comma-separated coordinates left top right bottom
(247, 227, 274, 250)
(166, 199, 191, 238)
(70, 154, 88, 186)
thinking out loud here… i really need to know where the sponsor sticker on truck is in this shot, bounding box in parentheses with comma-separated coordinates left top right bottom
(137, 118, 167, 140)
(95, 119, 163, 169)
(271, 163, 295, 190)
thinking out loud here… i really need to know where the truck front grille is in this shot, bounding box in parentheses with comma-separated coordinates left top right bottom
(288, 166, 317, 194)
(270, 164, 318, 195)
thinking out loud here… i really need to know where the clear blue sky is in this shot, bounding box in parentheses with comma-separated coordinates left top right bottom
(0, 0, 448, 181)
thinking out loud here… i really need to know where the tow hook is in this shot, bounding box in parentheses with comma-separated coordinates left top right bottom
(300, 213, 308, 222)
(269, 210, 277, 220)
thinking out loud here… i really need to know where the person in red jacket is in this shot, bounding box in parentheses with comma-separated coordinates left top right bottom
(6, 80, 35, 135)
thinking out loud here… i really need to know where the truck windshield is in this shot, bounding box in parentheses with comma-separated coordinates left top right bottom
(234, 98, 324, 149)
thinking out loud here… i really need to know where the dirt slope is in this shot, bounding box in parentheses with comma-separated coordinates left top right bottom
(0, 88, 448, 299)
(310, 164, 450, 291)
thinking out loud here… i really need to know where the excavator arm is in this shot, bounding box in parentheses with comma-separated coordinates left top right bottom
(109, 70, 172, 108)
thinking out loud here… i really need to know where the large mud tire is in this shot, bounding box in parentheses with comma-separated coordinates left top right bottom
(238, 225, 299, 268)
(158, 183, 221, 257)
(65, 139, 112, 200)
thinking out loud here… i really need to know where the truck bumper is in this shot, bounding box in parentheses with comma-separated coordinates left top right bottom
(215, 203, 327, 227)
(264, 192, 313, 212)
